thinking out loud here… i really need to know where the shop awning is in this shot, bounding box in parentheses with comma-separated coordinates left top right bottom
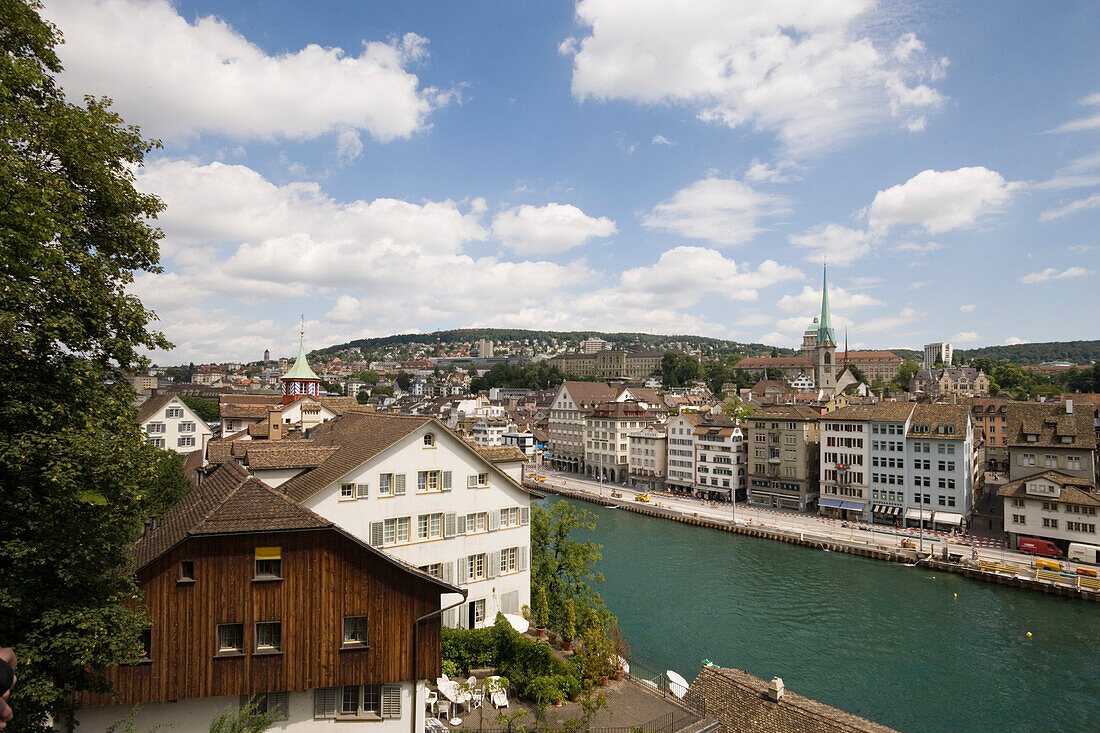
(932, 511, 963, 526)
(905, 508, 934, 522)
(872, 504, 902, 516)
(819, 497, 845, 509)
(840, 500, 865, 511)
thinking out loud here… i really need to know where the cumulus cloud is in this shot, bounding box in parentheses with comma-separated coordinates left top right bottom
(617, 247, 801, 300)
(959, 303, 976, 313)
(651, 135, 675, 146)
(642, 177, 790, 246)
(788, 223, 877, 266)
(891, 241, 944, 253)
(743, 159, 797, 183)
(777, 285, 883, 314)
(490, 204, 617, 254)
(1039, 193, 1100, 221)
(44, 0, 444, 144)
(1004, 336, 1030, 345)
(951, 331, 981, 344)
(867, 167, 1023, 234)
(1019, 267, 1092, 284)
(563, 0, 947, 156)
(1047, 91, 1100, 134)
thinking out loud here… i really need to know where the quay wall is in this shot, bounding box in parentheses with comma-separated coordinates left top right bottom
(528, 481, 1099, 603)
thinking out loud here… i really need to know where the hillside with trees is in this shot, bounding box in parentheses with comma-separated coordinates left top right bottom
(955, 340, 1100, 365)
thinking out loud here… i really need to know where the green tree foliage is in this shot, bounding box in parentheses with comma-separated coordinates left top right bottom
(319, 379, 343, 395)
(890, 360, 922, 393)
(395, 370, 412, 391)
(870, 376, 888, 396)
(0, 3, 181, 728)
(355, 390, 371, 404)
(702, 354, 745, 396)
(208, 697, 279, 733)
(180, 395, 219, 423)
(357, 369, 380, 385)
(469, 361, 570, 392)
(721, 395, 758, 421)
(847, 364, 867, 384)
(660, 352, 701, 388)
(530, 502, 609, 632)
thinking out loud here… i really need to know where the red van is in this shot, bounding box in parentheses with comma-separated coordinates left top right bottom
(1019, 537, 1063, 557)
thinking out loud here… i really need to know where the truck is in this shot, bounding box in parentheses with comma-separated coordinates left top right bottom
(1018, 537, 1063, 558)
(1068, 542, 1100, 565)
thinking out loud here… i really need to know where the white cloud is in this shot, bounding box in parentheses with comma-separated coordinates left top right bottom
(45, 0, 444, 144)
(1048, 91, 1100, 134)
(951, 331, 981, 344)
(1039, 193, 1100, 222)
(867, 167, 1023, 234)
(1019, 267, 1093, 284)
(617, 247, 802, 301)
(776, 285, 883, 314)
(642, 177, 790, 246)
(959, 303, 976, 313)
(490, 203, 617, 254)
(743, 159, 797, 183)
(891, 241, 944, 253)
(563, 0, 947, 156)
(335, 129, 364, 164)
(853, 306, 921, 336)
(651, 135, 675, 146)
(1069, 244, 1094, 253)
(1004, 336, 1030, 345)
(788, 223, 877, 266)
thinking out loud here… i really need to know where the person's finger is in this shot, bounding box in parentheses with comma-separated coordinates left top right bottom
(0, 649, 15, 669)
(0, 696, 10, 723)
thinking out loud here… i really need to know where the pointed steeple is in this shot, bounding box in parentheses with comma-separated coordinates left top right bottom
(817, 261, 836, 345)
(280, 318, 320, 404)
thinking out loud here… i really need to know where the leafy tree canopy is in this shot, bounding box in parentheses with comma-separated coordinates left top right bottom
(180, 394, 219, 423)
(531, 502, 611, 632)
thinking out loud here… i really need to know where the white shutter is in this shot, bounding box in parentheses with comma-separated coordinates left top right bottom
(380, 685, 402, 718)
(314, 688, 337, 718)
(356, 483, 369, 499)
(520, 507, 530, 525)
(488, 550, 499, 579)
(517, 545, 528, 572)
(442, 561, 454, 583)
(467, 474, 477, 488)
(443, 607, 457, 628)
(442, 470, 453, 491)
(394, 474, 406, 495)
(456, 514, 467, 535)
(488, 510, 500, 532)
(444, 512, 456, 538)
(369, 521, 384, 547)
(457, 556, 468, 583)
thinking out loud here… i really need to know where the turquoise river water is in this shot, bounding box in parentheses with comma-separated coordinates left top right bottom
(558, 497, 1100, 732)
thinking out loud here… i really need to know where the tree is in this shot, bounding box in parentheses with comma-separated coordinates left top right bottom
(721, 395, 758, 421)
(0, 3, 181, 728)
(530, 502, 609, 632)
(870, 376, 888, 396)
(180, 395, 219, 423)
(355, 390, 371, 404)
(890, 360, 921, 393)
(209, 697, 279, 733)
(395, 371, 412, 391)
(660, 352, 700, 388)
(358, 370, 380, 385)
(847, 364, 867, 384)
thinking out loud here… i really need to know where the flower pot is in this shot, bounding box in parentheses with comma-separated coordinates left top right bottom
(536, 627, 547, 639)
(562, 639, 574, 652)
(599, 676, 608, 687)
(569, 693, 581, 702)
(613, 669, 624, 681)
(554, 700, 563, 707)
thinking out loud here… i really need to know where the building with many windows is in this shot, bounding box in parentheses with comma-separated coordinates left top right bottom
(691, 415, 747, 502)
(999, 470, 1099, 552)
(665, 413, 704, 494)
(138, 394, 213, 455)
(584, 400, 654, 483)
(971, 397, 1011, 472)
(746, 406, 821, 512)
(908, 366, 990, 398)
(1006, 401, 1097, 483)
(902, 404, 975, 531)
(923, 342, 953, 368)
(547, 381, 660, 472)
(628, 425, 668, 493)
(548, 348, 665, 380)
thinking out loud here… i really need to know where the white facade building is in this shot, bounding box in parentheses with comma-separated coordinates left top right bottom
(1000, 470, 1100, 551)
(138, 394, 213, 454)
(923, 342, 953, 368)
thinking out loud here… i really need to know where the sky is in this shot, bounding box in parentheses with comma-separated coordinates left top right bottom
(40, 0, 1100, 364)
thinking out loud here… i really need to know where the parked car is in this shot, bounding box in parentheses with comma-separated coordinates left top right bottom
(1018, 537, 1063, 557)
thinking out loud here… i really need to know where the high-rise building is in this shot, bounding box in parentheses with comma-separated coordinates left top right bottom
(923, 342, 953, 368)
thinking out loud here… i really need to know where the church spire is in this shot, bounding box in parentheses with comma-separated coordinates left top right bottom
(817, 261, 836, 345)
(281, 317, 321, 404)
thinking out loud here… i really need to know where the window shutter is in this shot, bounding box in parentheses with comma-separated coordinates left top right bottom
(270, 692, 289, 720)
(369, 522, 384, 547)
(517, 545, 528, 572)
(394, 474, 406, 495)
(314, 687, 337, 719)
(488, 510, 500, 532)
(444, 512, 456, 538)
(442, 561, 454, 583)
(520, 507, 530, 525)
(457, 556, 468, 584)
(443, 607, 456, 628)
(381, 685, 402, 718)
(442, 470, 453, 490)
(467, 474, 477, 488)
(488, 550, 499, 579)
(356, 483, 369, 499)
(456, 514, 467, 535)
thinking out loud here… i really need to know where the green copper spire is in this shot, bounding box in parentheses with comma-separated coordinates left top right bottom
(817, 262, 836, 345)
(281, 324, 320, 382)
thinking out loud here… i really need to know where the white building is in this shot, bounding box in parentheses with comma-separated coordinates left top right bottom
(583, 400, 654, 483)
(268, 413, 537, 629)
(691, 415, 746, 502)
(999, 470, 1099, 551)
(665, 414, 703, 494)
(923, 342, 953, 368)
(470, 417, 513, 446)
(138, 394, 213, 455)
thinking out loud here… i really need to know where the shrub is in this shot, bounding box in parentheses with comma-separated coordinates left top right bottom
(562, 599, 576, 642)
(441, 626, 496, 675)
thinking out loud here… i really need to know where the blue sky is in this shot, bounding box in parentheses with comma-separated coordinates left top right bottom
(42, 0, 1100, 363)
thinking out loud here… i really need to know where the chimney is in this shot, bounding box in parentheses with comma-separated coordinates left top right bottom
(1066, 399, 1073, 415)
(767, 677, 785, 702)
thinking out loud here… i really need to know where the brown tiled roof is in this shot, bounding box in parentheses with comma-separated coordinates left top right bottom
(844, 350, 901, 361)
(220, 405, 271, 420)
(737, 357, 814, 369)
(473, 445, 528, 463)
(1007, 403, 1097, 450)
(751, 405, 822, 421)
(997, 470, 1099, 505)
(907, 404, 970, 440)
(621, 386, 661, 405)
(220, 394, 282, 406)
(136, 394, 175, 424)
(247, 421, 270, 437)
(686, 666, 898, 733)
(826, 402, 916, 422)
(206, 430, 249, 465)
(560, 381, 619, 407)
(245, 444, 340, 469)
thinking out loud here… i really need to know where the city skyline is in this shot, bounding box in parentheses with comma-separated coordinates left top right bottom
(41, 0, 1100, 363)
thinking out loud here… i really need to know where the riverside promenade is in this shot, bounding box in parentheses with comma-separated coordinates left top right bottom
(529, 469, 1100, 601)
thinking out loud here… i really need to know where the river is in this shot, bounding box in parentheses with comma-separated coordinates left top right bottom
(559, 497, 1100, 732)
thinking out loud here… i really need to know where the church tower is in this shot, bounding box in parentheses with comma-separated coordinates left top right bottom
(280, 325, 321, 405)
(813, 264, 837, 393)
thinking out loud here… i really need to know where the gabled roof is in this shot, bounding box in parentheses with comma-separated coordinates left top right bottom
(558, 381, 619, 406)
(907, 404, 970, 440)
(751, 405, 822, 421)
(737, 356, 814, 369)
(136, 394, 175, 424)
(472, 445, 528, 463)
(245, 444, 340, 469)
(827, 402, 916, 422)
(997, 470, 1099, 505)
(1007, 403, 1096, 449)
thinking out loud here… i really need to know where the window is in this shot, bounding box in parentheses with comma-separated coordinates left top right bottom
(1012, 514, 1026, 525)
(255, 622, 282, 653)
(177, 436, 195, 448)
(468, 472, 490, 488)
(396, 516, 409, 542)
(501, 547, 518, 574)
(343, 615, 368, 646)
(1042, 502, 1059, 512)
(1068, 457, 1081, 470)
(468, 553, 487, 581)
(473, 599, 486, 625)
(342, 684, 381, 717)
(500, 507, 519, 527)
(468, 512, 488, 533)
(378, 473, 391, 495)
(179, 560, 195, 582)
(147, 422, 165, 434)
(419, 563, 443, 578)
(430, 513, 442, 537)
(418, 470, 442, 492)
(241, 693, 288, 721)
(139, 627, 152, 661)
(179, 421, 195, 432)
(1067, 521, 1096, 533)
(1042, 518, 1058, 529)
(166, 407, 183, 419)
(340, 483, 354, 499)
(423, 433, 435, 447)
(383, 518, 409, 545)
(254, 547, 281, 580)
(147, 437, 165, 448)
(217, 623, 244, 655)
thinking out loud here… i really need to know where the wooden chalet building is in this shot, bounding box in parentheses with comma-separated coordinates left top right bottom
(76, 462, 462, 732)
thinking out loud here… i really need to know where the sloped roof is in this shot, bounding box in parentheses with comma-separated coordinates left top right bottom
(827, 402, 916, 422)
(473, 445, 528, 463)
(1007, 403, 1096, 450)
(245, 444, 340, 469)
(282, 336, 321, 381)
(997, 470, 1099, 505)
(751, 405, 822, 421)
(737, 357, 815, 369)
(844, 350, 901, 362)
(136, 394, 175, 424)
(560, 381, 619, 406)
(907, 404, 970, 440)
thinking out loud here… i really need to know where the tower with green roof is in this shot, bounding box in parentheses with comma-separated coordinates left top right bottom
(280, 327, 321, 404)
(800, 263, 838, 393)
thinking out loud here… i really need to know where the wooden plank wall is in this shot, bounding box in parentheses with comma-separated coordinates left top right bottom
(86, 529, 443, 706)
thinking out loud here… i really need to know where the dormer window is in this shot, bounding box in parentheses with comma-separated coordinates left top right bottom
(423, 433, 435, 447)
(1026, 434, 1038, 442)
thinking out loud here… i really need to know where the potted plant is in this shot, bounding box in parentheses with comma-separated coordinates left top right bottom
(533, 585, 550, 638)
(565, 676, 582, 702)
(561, 599, 576, 652)
(609, 624, 630, 681)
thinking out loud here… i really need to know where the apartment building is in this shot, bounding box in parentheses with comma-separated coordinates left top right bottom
(628, 425, 668, 493)
(903, 404, 974, 531)
(547, 381, 660, 473)
(666, 413, 704, 494)
(746, 406, 821, 512)
(923, 342, 953, 368)
(1006, 401, 1097, 483)
(548, 348, 665, 380)
(692, 415, 747, 502)
(971, 397, 1011, 472)
(138, 394, 213, 455)
(584, 400, 654, 483)
(909, 367, 990, 398)
(999, 470, 1099, 551)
